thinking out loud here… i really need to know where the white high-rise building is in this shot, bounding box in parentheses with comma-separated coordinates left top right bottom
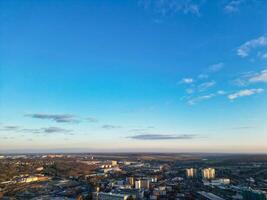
(111, 160, 118, 166)
(135, 179, 150, 189)
(186, 168, 197, 178)
(202, 168, 215, 179)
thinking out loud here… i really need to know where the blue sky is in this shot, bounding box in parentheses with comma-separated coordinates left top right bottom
(0, 0, 267, 153)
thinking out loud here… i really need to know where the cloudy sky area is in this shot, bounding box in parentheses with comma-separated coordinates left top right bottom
(0, 0, 267, 153)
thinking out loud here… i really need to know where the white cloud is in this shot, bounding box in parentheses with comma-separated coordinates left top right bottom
(237, 36, 267, 57)
(228, 88, 264, 100)
(217, 90, 226, 95)
(224, 0, 243, 13)
(139, 0, 201, 17)
(233, 69, 267, 86)
(87, 117, 98, 123)
(249, 70, 267, 83)
(198, 74, 209, 79)
(180, 78, 194, 84)
(261, 52, 267, 59)
(188, 93, 215, 105)
(232, 78, 248, 87)
(183, 3, 200, 16)
(186, 88, 195, 94)
(198, 80, 216, 91)
(209, 62, 224, 72)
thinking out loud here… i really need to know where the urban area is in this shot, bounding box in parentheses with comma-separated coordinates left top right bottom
(0, 153, 267, 200)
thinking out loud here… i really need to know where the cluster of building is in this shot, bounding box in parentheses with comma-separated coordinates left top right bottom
(0, 154, 267, 200)
(1, 175, 49, 185)
(89, 162, 267, 200)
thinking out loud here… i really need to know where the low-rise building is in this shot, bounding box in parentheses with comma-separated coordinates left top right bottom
(197, 191, 225, 200)
(93, 192, 129, 200)
(242, 188, 267, 200)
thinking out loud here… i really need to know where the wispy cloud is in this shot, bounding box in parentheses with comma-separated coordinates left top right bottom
(208, 62, 224, 72)
(1, 125, 72, 136)
(0, 126, 20, 131)
(42, 127, 71, 134)
(20, 128, 42, 134)
(187, 93, 216, 105)
(25, 113, 79, 123)
(228, 88, 264, 100)
(217, 90, 227, 95)
(198, 80, 216, 91)
(128, 134, 196, 140)
(232, 78, 248, 87)
(187, 90, 227, 105)
(87, 117, 98, 123)
(102, 124, 121, 129)
(249, 69, 267, 83)
(129, 126, 155, 133)
(0, 136, 14, 140)
(233, 69, 267, 86)
(129, 128, 147, 132)
(198, 74, 209, 79)
(224, 0, 266, 14)
(262, 52, 267, 59)
(180, 62, 222, 100)
(185, 88, 195, 94)
(139, 0, 201, 17)
(21, 127, 72, 135)
(224, 0, 244, 13)
(231, 126, 253, 130)
(237, 36, 267, 57)
(180, 77, 194, 84)
(183, 2, 200, 16)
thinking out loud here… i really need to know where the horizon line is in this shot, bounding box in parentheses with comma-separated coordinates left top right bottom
(1, 149, 267, 155)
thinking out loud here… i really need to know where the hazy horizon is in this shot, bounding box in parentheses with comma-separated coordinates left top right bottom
(1, 0, 267, 153)
(2, 148, 267, 155)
